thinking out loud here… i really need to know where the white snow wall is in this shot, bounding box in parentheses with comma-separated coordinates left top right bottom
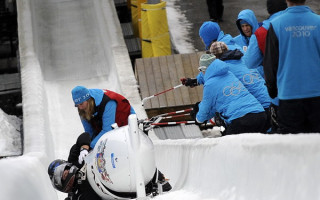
(154, 134, 320, 200)
(0, 0, 146, 199)
(1, 0, 320, 200)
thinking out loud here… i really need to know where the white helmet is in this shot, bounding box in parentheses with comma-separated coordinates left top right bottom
(86, 120, 156, 199)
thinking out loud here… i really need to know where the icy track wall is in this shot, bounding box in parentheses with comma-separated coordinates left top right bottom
(2, 0, 320, 200)
(154, 134, 320, 200)
(0, 0, 146, 199)
(0, 0, 56, 199)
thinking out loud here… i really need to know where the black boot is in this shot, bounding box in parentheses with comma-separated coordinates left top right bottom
(157, 171, 172, 192)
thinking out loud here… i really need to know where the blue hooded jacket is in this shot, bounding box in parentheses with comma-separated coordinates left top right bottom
(220, 50, 271, 109)
(241, 10, 285, 106)
(234, 9, 260, 51)
(81, 89, 135, 148)
(242, 11, 285, 70)
(196, 59, 264, 124)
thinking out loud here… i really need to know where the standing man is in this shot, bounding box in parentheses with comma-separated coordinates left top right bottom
(241, 0, 287, 133)
(206, 0, 224, 22)
(263, 0, 320, 134)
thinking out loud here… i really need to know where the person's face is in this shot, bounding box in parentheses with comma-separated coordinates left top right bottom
(241, 24, 252, 37)
(62, 169, 69, 181)
(76, 100, 88, 111)
(62, 169, 75, 193)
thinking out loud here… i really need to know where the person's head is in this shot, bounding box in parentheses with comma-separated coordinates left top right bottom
(210, 41, 229, 59)
(72, 86, 91, 108)
(199, 21, 221, 50)
(199, 53, 216, 74)
(267, 0, 288, 15)
(71, 86, 95, 120)
(286, 0, 306, 6)
(239, 20, 252, 37)
(236, 9, 259, 38)
(48, 159, 79, 193)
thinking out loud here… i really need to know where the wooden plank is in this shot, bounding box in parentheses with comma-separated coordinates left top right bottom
(197, 52, 205, 102)
(0, 73, 21, 92)
(143, 58, 159, 108)
(166, 55, 184, 106)
(151, 57, 167, 108)
(158, 56, 176, 107)
(135, 58, 151, 108)
(145, 105, 193, 120)
(181, 53, 199, 104)
(174, 54, 191, 105)
(135, 52, 207, 114)
(189, 52, 203, 102)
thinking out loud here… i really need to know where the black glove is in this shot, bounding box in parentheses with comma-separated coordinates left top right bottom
(190, 102, 200, 120)
(195, 119, 207, 127)
(181, 78, 198, 87)
(214, 112, 226, 127)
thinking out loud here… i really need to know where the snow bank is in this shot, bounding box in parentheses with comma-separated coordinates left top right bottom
(0, 0, 146, 199)
(0, 109, 21, 157)
(153, 134, 320, 200)
(1, 0, 320, 200)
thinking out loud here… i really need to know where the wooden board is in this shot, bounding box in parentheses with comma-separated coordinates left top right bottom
(135, 52, 205, 118)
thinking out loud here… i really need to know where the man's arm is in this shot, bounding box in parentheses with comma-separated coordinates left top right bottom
(263, 24, 279, 99)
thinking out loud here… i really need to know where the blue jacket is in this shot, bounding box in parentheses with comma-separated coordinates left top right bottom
(241, 10, 285, 106)
(220, 50, 271, 109)
(242, 11, 285, 70)
(81, 89, 135, 148)
(264, 6, 320, 100)
(196, 59, 264, 124)
(234, 9, 260, 52)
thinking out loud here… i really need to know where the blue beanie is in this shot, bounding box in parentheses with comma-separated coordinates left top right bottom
(240, 19, 249, 25)
(71, 86, 91, 106)
(199, 21, 221, 50)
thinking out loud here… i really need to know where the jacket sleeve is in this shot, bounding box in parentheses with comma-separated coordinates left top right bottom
(76, 132, 91, 147)
(263, 24, 279, 99)
(81, 118, 94, 137)
(196, 72, 205, 85)
(196, 85, 216, 123)
(242, 35, 263, 69)
(90, 100, 117, 148)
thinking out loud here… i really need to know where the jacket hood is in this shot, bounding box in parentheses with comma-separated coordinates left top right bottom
(236, 9, 259, 37)
(217, 32, 237, 46)
(204, 59, 229, 81)
(220, 49, 244, 61)
(89, 89, 104, 106)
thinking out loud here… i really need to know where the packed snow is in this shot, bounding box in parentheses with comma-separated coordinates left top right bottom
(0, 108, 21, 157)
(1, 1, 320, 200)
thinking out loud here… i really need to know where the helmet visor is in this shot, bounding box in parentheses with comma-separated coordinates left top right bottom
(51, 163, 71, 190)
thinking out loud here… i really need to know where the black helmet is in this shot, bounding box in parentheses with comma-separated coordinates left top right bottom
(48, 159, 79, 193)
(48, 159, 66, 179)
